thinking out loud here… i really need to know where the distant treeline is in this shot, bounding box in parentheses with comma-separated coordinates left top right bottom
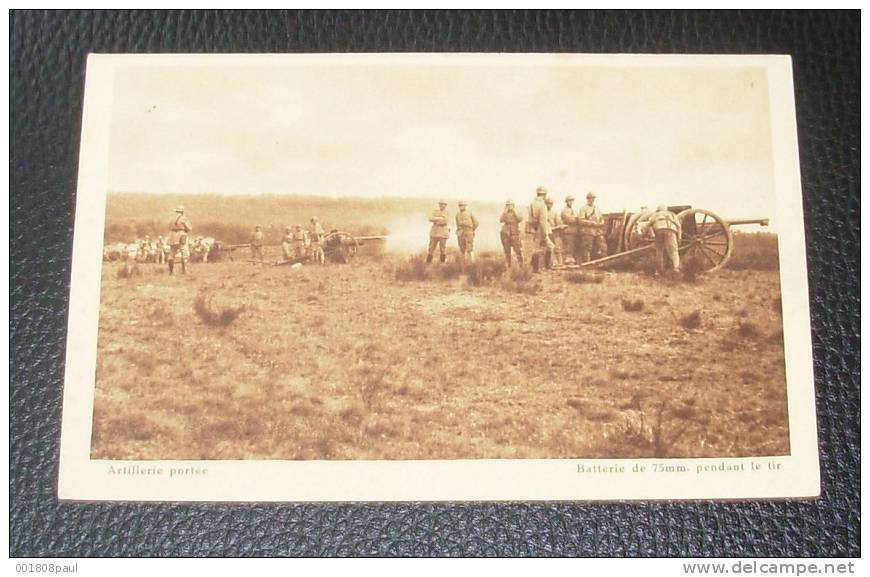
(104, 193, 476, 244)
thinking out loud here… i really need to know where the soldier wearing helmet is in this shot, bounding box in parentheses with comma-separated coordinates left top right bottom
(499, 200, 524, 267)
(577, 192, 607, 263)
(526, 186, 553, 273)
(290, 224, 309, 262)
(426, 200, 450, 264)
(308, 217, 326, 264)
(455, 201, 479, 265)
(250, 225, 265, 264)
(561, 195, 580, 264)
(545, 196, 565, 268)
(281, 226, 295, 262)
(167, 205, 192, 275)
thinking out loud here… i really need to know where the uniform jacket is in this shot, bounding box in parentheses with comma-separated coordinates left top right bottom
(578, 204, 604, 235)
(649, 210, 682, 237)
(528, 197, 550, 234)
(547, 208, 564, 232)
(455, 211, 479, 234)
(308, 222, 325, 242)
(169, 214, 192, 245)
(291, 229, 309, 244)
(500, 208, 523, 236)
(429, 208, 450, 239)
(251, 230, 264, 246)
(561, 206, 578, 235)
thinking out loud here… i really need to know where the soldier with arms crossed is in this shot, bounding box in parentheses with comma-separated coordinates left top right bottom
(455, 201, 479, 265)
(426, 200, 450, 264)
(167, 205, 192, 275)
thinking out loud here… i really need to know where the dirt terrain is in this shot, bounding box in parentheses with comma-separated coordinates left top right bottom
(91, 247, 789, 461)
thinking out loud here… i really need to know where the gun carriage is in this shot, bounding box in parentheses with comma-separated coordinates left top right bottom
(571, 205, 769, 273)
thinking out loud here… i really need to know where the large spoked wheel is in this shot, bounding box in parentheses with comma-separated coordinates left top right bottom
(677, 208, 733, 272)
(324, 231, 359, 263)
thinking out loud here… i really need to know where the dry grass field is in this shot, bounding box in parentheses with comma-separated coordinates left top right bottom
(91, 244, 789, 461)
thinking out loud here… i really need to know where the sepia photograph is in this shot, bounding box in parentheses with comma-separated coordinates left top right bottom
(58, 54, 818, 501)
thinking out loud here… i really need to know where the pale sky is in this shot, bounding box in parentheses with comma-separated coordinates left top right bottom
(108, 59, 776, 222)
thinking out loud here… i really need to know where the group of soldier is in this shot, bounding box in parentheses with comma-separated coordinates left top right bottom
(426, 186, 682, 275)
(426, 186, 609, 273)
(131, 194, 682, 277)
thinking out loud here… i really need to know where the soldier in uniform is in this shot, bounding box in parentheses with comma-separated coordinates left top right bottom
(499, 200, 524, 268)
(250, 225, 265, 264)
(291, 224, 309, 261)
(560, 195, 579, 264)
(308, 217, 325, 264)
(167, 205, 192, 275)
(455, 201, 479, 265)
(577, 192, 607, 263)
(281, 226, 295, 262)
(527, 186, 552, 273)
(426, 200, 450, 264)
(645, 205, 682, 276)
(156, 235, 167, 265)
(545, 197, 565, 268)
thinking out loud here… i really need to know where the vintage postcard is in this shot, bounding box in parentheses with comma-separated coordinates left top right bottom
(58, 53, 818, 501)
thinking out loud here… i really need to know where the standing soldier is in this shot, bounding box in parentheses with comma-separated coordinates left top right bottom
(561, 195, 579, 265)
(545, 197, 565, 268)
(645, 205, 682, 276)
(577, 192, 607, 263)
(156, 235, 167, 265)
(281, 226, 294, 262)
(426, 200, 450, 264)
(308, 217, 325, 264)
(167, 205, 192, 275)
(499, 200, 524, 268)
(455, 201, 479, 265)
(250, 225, 265, 264)
(291, 224, 309, 261)
(527, 186, 552, 273)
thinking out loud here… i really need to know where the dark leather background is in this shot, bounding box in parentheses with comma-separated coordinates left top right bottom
(9, 10, 860, 557)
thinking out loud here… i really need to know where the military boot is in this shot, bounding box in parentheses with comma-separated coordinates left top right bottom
(168, 262, 174, 275)
(440, 253, 446, 264)
(426, 253, 433, 264)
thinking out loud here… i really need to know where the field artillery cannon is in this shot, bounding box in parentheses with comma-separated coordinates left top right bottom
(571, 205, 769, 273)
(322, 230, 388, 263)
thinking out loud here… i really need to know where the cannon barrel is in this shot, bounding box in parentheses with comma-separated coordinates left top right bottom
(727, 217, 769, 227)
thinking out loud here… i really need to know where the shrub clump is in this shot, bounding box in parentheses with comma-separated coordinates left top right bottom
(498, 267, 540, 295)
(621, 298, 645, 312)
(680, 310, 702, 330)
(193, 292, 245, 327)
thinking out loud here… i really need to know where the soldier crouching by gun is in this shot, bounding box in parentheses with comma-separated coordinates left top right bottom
(500, 200, 524, 268)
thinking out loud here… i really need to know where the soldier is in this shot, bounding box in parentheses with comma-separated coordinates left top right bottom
(291, 224, 309, 261)
(250, 225, 265, 264)
(545, 197, 565, 268)
(527, 186, 552, 273)
(156, 235, 167, 265)
(167, 205, 192, 275)
(308, 217, 325, 264)
(645, 205, 682, 276)
(426, 200, 450, 264)
(499, 200, 524, 268)
(577, 192, 607, 263)
(455, 201, 479, 265)
(561, 195, 579, 264)
(281, 226, 295, 262)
